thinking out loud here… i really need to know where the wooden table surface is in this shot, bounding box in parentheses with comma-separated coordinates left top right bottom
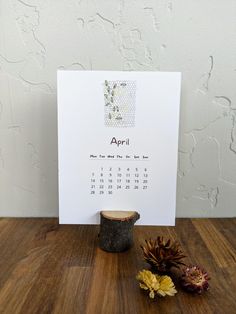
(0, 218, 235, 314)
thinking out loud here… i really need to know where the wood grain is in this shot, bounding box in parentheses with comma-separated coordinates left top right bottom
(101, 211, 136, 220)
(192, 219, 236, 268)
(0, 218, 235, 314)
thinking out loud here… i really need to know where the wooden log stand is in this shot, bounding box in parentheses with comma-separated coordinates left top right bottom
(99, 211, 140, 252)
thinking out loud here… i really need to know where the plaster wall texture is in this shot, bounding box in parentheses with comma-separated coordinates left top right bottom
(0, 0, 235, 217)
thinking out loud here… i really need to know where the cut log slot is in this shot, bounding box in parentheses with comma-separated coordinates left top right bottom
(99, 211, 140, 252)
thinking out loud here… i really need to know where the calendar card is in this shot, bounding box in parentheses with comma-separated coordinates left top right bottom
(58, 71, 181, 225)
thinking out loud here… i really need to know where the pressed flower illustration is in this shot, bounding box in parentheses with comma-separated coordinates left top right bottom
(103, 80, 136, 128)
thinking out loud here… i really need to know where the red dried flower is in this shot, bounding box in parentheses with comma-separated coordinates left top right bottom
(180, 265, 210, 294)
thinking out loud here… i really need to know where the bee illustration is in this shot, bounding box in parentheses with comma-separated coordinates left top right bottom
(115, 114, 122, 120)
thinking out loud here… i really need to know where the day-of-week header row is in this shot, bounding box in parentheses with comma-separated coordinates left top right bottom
(90, 154, 149, 160)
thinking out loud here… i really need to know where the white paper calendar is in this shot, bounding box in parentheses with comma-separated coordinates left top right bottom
(57, 71, 181, 225)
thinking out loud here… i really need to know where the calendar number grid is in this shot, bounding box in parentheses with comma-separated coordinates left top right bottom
(90, 166, 149, 195)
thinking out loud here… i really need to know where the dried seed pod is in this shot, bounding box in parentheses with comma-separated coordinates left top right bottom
(141, 237, 186, 273)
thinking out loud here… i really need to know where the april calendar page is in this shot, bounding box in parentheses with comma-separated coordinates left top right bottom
(58, 71, 181, 225)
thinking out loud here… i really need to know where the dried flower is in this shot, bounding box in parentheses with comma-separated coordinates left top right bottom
(141, 237, 186, 273)
(156, 274, 177, 297)
(180, 265, 210, 294)
(137, 269, 159, 298)
(136, 269, 177, 299)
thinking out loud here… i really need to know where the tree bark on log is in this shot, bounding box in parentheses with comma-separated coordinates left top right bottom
(99, 211, 140, 252)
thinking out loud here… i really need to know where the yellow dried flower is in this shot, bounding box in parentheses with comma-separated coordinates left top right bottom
(156, 275, 177, 297)
(137, 270, 177, 299)
(136, 270, 160, 298)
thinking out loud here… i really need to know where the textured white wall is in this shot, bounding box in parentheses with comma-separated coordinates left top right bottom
(0, 0, 235, 217)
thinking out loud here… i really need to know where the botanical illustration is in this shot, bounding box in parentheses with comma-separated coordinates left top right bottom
(103, 80, 136, 127)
